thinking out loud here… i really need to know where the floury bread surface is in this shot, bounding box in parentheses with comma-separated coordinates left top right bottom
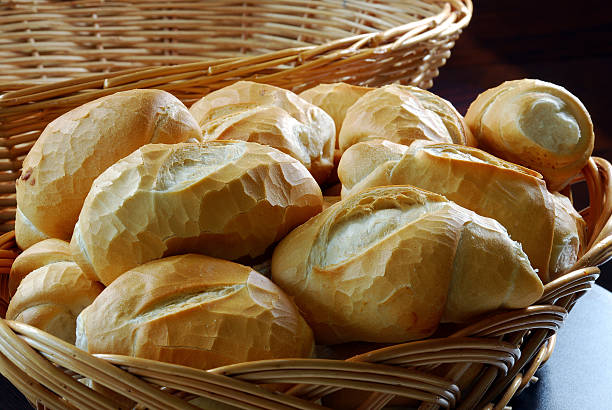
(7, 262, 103, 344)
(76, 254, 314, 370)
(337, 84, 474, 152)
(298, 83, 372, 147)
(9, 238, 73, 297)
(71, 141, 323, 285)
(15, 89, 202, 250)
(271, 186, 543, 344)
(189, 81, 335, 183)
(465, 79, 594, 191)
(549, 192, 586, 280)
(405, 86, 477, 147)
(339, 140, 556, 282)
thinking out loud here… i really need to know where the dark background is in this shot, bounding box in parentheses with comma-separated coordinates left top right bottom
(431, 0, 612, 290)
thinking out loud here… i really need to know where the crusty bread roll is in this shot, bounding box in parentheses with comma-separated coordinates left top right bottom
(406, 85, 477, 147)
(465, 79, 594, 191)
(338, 139, 408, 192)
(16, 89, 202, 250)
(189, 81, 335, 183)
(549, 192, 586, 280)
(6, 261, 103, 343)
(71, 141, 323, 286)
(271, 186, 543, 344)
(339, 140, 555, 281)
(9, 238, 72, 297)
(338, 84, 472, 152)
(298, 83, 372, 147)
(76, 254, 314, 370)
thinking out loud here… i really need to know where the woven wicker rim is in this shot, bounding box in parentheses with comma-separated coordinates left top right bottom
(0, 0, 472, 90)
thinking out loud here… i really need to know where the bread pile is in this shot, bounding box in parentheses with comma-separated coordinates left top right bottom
(7, 79, 592, 370)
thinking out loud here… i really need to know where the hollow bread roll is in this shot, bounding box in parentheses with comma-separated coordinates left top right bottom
(338, 84, 472, 152)
(465, 79, 594, 191)
(7, 261, 103, 344)
(75, 254, 314, 370)
(549, 192, 586, 280)
(298, 83, 372, 147)
(16, 89, 202, 250)
(189, 81, 335, 183)
(71, 141, 323, 286)
(339, 140, 555, 282)
(271, 186, 543, 344)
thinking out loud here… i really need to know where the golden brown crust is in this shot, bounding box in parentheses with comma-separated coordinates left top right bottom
(190, 81, 335, 183)
(549, 192, 586, 280)
(338, 84, 455, 152)
(465, 79, 594, 191)
(16, 89, 202, 250)
(6, 261, 103, 344)
(70, 141, 323, 285)
(9, 238, 73, 297)
(76, 254, 314, 370)
(402, 85, 477, 147)
(299, 83, 372, 147)
(339, 140, 556, 281)
(271, 186, 542, 344)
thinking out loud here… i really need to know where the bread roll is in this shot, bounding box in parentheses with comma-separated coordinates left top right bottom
(16, 89, 202, 250)
(338, 139, 408, 192)
(549, 192, 586, 280)
(338, 84, 470, 152)
(71, 141, 323, 285)
(75, 254, 314, 370)
(189, 81, 335, 183)
(6, 262, 103, 343)
(405, 86, 477, 147)
(298, 82, 372, 147)
(271, 186, 543, 344)
(465, 79, 594, 191)
(339, 140, 555, 281)
(9, 238, 72, 297)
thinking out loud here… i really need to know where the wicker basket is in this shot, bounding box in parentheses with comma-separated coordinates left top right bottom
(1, 0, 612, 408)
(0, 0, 472, 234)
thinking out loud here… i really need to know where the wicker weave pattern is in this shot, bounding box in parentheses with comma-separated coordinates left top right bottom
(0, 0, 470, 89)
(0, 0, 471, 234)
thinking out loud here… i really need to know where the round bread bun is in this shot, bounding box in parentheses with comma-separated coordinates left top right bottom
(465, 79, 594, 191)
(16, 89, 202, 250)
(338, 84, 455, 152)
(7, 261, 103, 344)
(298, 82, 372, 147)
(271, 185, 543, 344)
(338, 139, 556, 282)
(9, 238, 73, 297)
(75, 254, 314, 370)
(404, 85, 477, 147)
(189, 81, 335, 183)
(70, 141, 323, 285)
(549, 192, 586, 280)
